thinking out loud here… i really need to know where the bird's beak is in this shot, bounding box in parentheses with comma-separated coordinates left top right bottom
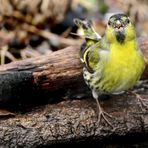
(114, 20, 124, 32)
(115, 20, 122, 28)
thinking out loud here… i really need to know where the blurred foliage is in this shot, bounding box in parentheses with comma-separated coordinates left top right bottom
(98, 0, 108, 14)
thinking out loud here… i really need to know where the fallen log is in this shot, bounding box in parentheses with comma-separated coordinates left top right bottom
(0, 89, 148, 147)
(0, 45, 82, 107)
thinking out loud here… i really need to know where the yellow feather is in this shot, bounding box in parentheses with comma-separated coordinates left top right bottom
(102, 40, 145, 92)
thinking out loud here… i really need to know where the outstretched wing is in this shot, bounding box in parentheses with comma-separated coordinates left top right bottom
(74, 18, 101, 41)
(74, 18, 102, 73)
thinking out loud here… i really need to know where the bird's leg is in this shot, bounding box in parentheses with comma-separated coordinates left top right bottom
(94, 97, 113, 126)
(92, 90, 113, 127)
(128, 91, 148, 111)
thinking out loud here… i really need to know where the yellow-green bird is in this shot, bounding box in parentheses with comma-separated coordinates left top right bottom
(74, 13, 145, 125)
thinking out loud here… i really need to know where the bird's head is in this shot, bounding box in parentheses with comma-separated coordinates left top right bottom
(105, 13, 136, 44)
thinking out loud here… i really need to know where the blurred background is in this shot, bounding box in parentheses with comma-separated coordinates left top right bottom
(0, 0, 147, 64)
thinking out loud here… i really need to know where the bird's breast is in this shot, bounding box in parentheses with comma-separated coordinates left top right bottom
(102, 44, 145, 92)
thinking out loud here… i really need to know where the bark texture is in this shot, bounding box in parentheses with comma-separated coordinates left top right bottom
(0, 45, 82, 106)
(0, 90, 148, 147)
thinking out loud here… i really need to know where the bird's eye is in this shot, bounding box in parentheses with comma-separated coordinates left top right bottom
(108, 21, 111, 25)
(126, 19, 130, 24)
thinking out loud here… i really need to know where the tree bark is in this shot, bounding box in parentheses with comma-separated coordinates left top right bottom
(0, 89, 148, 147)
(0, 45, 83, 106)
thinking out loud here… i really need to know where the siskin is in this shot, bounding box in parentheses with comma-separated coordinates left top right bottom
(74, 13, 145, 125)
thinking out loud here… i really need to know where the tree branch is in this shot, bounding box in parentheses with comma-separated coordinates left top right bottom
(0, 91, 148, 147)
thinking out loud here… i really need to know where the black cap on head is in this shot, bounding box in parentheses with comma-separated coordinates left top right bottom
(109, 13, 128, 20)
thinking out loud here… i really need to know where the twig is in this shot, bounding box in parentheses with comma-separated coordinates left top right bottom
(21, 23, 81, 47)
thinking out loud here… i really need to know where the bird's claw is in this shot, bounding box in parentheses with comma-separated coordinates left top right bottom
(97, 109, 114, 128)
(130, 91, 148, 112)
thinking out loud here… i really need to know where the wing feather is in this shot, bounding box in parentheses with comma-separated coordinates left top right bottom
(81, 41, 101, 73)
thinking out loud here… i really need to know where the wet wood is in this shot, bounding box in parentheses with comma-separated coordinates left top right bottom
(0, 88, 148, 147)
(0, 45, 82, 106)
